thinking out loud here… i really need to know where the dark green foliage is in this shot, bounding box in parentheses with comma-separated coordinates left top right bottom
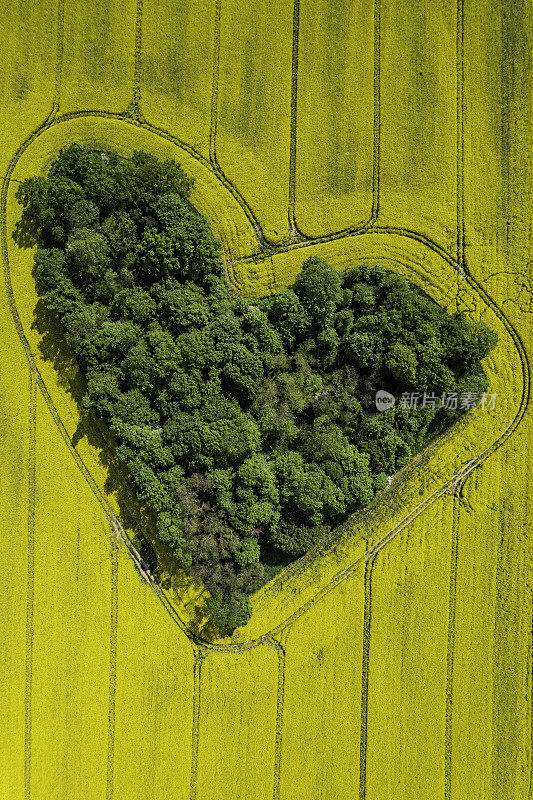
(293, 255, 343, 328)
(18, 144, 498, 634)
(205, 587, 253, 632)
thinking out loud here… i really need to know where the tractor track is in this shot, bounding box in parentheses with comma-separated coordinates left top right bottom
(234, 224, 467, 280)
(206, 0, 273, 252)
(24, 369, 36, 800)
(0, 105, 528, 661)
(357, 472, 472, 800)
(369, 0, 382, 226)
(287, 0, 300, 237)
(287, 0, 381, 240)
(129, 0, 144, 121)
(189, 647, 205, 800)
(442, 3, 469, 786)
(358, 554, 374, 800)
(456, 0, 465, 271)
(106, 537, 118, 800)
(50, 0, 65, 118)
(444, 483, 463, 800)
(1, 7, 531, 799)
(0, 0, 529, 659)
(209, 0, 222, 175)
(186, 635, 285, 799)
(268, 636, 286, 800)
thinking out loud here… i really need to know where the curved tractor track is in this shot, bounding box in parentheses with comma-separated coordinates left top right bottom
(0, 3, 529, 800)
(1, 0, 530, 655)
(1, 102, 530, 654)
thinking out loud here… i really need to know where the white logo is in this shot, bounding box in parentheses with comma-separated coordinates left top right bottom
(375, 390, 396, 411)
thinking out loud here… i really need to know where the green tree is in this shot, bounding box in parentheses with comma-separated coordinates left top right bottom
(264, 289, 310, 348)
(342, 331, 381, 372)
(112, 287, 156, 324)
(269, 521, 328, 556)
(235, 537, 261, 566)
(385, 341, 418, 385)
(68, 198, 99, 230)
(293, 255, 343, 328)
(134, 229, 177, 281)
(66, 228, 111, 281)
(206, 587, 252, 633)
(101, 212, 137, 256)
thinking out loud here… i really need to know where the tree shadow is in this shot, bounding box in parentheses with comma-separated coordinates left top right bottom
(30, 286, 223, 641)
(12, 213, 39, 250)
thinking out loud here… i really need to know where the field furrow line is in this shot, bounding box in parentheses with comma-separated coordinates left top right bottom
(456, 0, 465, 271)
(370, 0, 381, 225)
(209, 0, 222, 173)
(358, 554, 375, 800)
(266, 636, 286, 800)
(24, 370, 37, 800)
(279, 566, 365, 633)
(235, 224, 464, 273)
(288, 0, 381, 241)
(444, 483, 463, 800)
(51, 0, 65, 117)
(500, 2, 515, 255)
(207, 151, 270, 252)
(106, 536, 119, 800)
(53, 109, 211, 167)
(530, 593, 533, 800)
(129, 0, 144, 120)
(203, 0, 276, 251)
(287, 0, 300, 237)
(189, 648, 205, 800)
(207, 638, 268, 652)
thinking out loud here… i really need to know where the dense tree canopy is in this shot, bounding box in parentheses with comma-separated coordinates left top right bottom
(17, 144, 498, 633)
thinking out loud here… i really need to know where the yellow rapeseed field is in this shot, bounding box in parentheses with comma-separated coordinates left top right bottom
(216, 0, 294, 244)
(293, 0, 375, 237)
(140, 0, 216, 158)
(60, 0, 138, 114)
(0, 0, 531, 798)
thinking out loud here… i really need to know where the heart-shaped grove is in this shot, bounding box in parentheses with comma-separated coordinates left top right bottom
(15, 143, 498, 633)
